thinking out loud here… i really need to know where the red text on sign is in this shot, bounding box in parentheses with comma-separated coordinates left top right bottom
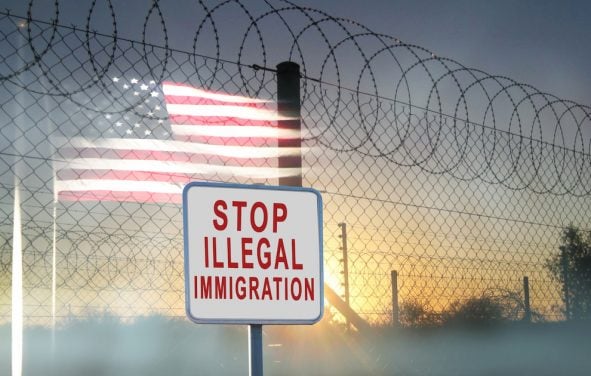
(203, 236, 303, 270)
(212, 200, 288, 233)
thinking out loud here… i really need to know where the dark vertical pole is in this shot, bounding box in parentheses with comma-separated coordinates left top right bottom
(391, 270, 399, 327)
(249, 324, 263, 376)
(561, 248, 570, 320)
(523, 276, 531, 322)
(248, 61, 300, 376)
(277, 61, 302, 187)
(339, 223, 350, 329)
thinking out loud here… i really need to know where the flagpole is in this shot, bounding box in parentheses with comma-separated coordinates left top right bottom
(47, 85, 57, 356)
(51, 191, 57, 350)
(12, 176, 23, 376)
(11, 18, 28, 376)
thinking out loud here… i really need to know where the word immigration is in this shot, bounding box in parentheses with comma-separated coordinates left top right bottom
(183, 182, 323, 324)
(194, 275, 314, 301)
(194, 200, 315, 301)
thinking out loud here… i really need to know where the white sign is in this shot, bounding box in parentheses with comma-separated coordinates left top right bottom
(183, 182, 323, 324)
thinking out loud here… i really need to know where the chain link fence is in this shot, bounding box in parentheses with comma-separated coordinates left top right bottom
(2, 0, 590, 328)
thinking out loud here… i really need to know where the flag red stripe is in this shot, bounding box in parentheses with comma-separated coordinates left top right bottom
(170, 136, 276, 147)
(57, 147, 278, 164)
(164, 95, 268, 107)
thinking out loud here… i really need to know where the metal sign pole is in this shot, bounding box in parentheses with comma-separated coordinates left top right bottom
(249, 324, 263, 376)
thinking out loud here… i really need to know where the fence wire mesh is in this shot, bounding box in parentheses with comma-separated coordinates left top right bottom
(1, 0, 590, 327)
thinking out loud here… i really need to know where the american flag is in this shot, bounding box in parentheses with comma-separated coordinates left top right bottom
(53, 78, 301, 204)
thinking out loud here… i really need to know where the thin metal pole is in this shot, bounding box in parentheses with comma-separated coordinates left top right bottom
(249, 324, 263, 376)
(523, 276, 531, 322)
(391, 270, 399, 327)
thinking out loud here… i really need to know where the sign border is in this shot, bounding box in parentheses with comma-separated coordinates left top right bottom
(183, 181, 324, 325)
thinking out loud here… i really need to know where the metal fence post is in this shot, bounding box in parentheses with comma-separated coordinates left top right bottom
(523, 276, 531, 322)
(391, 270, 399, 327)
(277, 61, 302, 187)
(339, 223, 350, 329)
(561, 248, 571, 320)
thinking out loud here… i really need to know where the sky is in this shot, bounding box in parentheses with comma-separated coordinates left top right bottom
(296, 0, 591, 105)
(5, 0, 591, 105)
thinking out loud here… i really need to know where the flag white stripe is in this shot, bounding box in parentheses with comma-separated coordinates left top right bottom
(55, 158, 301, 179)
(54, 137, 300, 158)
(162, 82, 268, 104)
(56, 179, 183, 194)
(166, 103, 294, 121)
(170, 124, 300, 139)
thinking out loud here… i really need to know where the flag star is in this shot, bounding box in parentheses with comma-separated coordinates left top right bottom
(149, 80, 155, 85)
(144, 99, 150, 103)
(155, 105, 161, 111)
(158, 120, 164, 124)
(112, 77, 119, 82)
(123, 115, 129, 120)
(126, 129, 133, 135)
(134, 123, 140, 128)
(140, 84, 149, 91)
(150, 91, 159, 97)
(115, 121, 123, 127)
(105, 114, 112, 119)
(147, 111, 154, 117)
(133, 91, 139, 96)
(130, 78, 138, 84)
(123, 84, 129, 89)
(144, 129, 152, 135)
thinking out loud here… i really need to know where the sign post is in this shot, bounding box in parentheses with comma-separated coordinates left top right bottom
(249, 324, 263, 376)
(183, 182, 323, 374)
